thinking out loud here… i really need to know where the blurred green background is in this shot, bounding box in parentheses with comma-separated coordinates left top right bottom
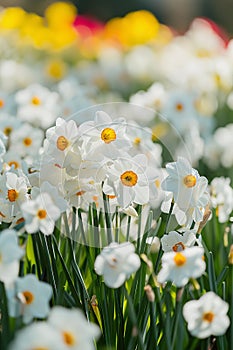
(1, 0, 233, 34)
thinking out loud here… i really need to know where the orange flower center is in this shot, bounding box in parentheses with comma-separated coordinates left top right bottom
(22, 291, 34, 305)
(7, 189, 18, 202)
(109, 257, 118, 268)
(101, 128, 116, 144)
(0, 99, 4, 108)
(202, 311, 214, 323)
(37, 209, 47, 219)
(31, 96, 41, 105)
(175, 102, 184, 111)
(8, 161, 20, 169)
(107, 194, 116, 199)
(23, 137, 32, 146)
(57, 136, 69, 151)
(16, 217, 25, 225)
(76, 190, 85, 196)
(134, 137, 141, 145)
(63, 331, 76, 346)
(174, 252, 187, 266)
(3, 126, 12, 136)
(120, 170, 138, 187)
(183, 175, 196, 188)
(172, 242, 185, 252)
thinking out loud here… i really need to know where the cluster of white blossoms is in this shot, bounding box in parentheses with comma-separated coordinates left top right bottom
(0, 228, 100, 350)
(25, 111, 163, 229)
(0, 13, 232, 344)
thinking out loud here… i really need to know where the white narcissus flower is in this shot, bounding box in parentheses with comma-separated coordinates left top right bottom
(21, 192, 61, 235)
(6, 171, 29, 216)
(45, 117, 80, 156)
(15, 83, 60, 129)
(94, 242, 141, 288)
(161, 157, 209, 224)
(79, 110, 131, 161)
(157, 246, 205, 287)
(8, 123, 44, 158)
(129, 82, 167, 112)
(183, 292, 230, 339)
(8, 274, 53, 324)
(210, 177, 233, 223)
(162, 157, 207, 210)
(161, 230, 196, 253)
(48, 306, 100, 350)
(103, 154, 151, 209)
(161, 90, 198, 134)
(8, 322, 66, 350)
(0, 229, 24, 286)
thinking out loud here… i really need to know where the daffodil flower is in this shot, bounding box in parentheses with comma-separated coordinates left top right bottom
(183, 292, 230, 339)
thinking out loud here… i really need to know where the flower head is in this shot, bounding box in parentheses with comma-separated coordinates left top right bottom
(161, 230, 196, 253)
(157, 246, 205, 287)
(94, 242, 141, 288)
(0, 229, 24, 286)
(21, 192, 61, 235)
(48, 306, 100, 350)
(8, 274, 53, 324)
(103, 154, 151, 208)
(9, 322, 66, 350)
(183, 291, 230, 338)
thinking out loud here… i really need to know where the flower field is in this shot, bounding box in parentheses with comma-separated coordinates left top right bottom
(0, 2, 233, 349)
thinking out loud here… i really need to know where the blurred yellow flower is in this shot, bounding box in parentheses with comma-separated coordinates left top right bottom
(104, 10, 160, 47)
(45, 1, 77, 29)
(45, 59, 66, 80)
(0, 7, 26, 30)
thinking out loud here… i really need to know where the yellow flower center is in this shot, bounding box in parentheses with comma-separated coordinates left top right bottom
(174, 252, 187, 266)
(101, 128, 116, 144)
(3, 126, 12, 136)
(202, 311, 215, 323)
(23, 137, 32, 146)
(175, 103, 184, 111)
(31, 96, 41, 105)
(0, 99, 4, 108)
(155, 179, 160, 188)
(22, 291, 34, 305)
(8, 161, 20, 169)
(63, 331, 76, 346)
(57, 136, 69, 151)
(32, 347, 49, 350)
(172, 242, 185, 252)
(134, 137, 141, 145)
(120, 171, 138, 187)
(151, 123, 168, 142)
(183, 175, 196, 188)
(47, 60, 65, 79)
(37, 209, 47, 219)
(7, 189, 19, 202)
